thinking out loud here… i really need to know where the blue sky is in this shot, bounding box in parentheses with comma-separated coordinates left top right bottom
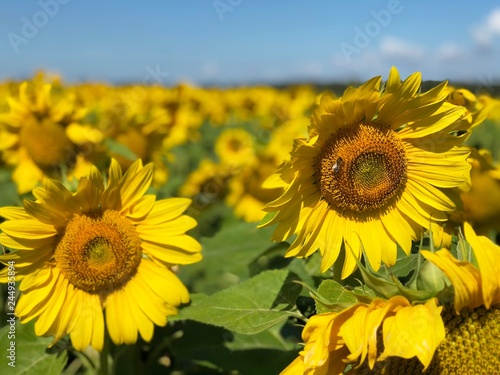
(1, 0, 500, 85)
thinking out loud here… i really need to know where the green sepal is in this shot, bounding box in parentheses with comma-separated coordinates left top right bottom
(355, 244, 435, 303)
(311, 279, 358, 314)
(257, 210, 278, 227)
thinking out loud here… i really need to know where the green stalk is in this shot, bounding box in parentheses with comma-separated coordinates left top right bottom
(98, 330, 109, 375)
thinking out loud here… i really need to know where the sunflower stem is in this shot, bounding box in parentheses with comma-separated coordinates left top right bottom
(98, 331, 110, 375)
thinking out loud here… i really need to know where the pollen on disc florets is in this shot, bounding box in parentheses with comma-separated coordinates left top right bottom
(54, 209, 142, 294)
(314, 122, 407, 214)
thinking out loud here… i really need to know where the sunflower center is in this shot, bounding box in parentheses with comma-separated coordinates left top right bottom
(228, 138, 243, 152)
(315, 122, 407, 213)
(54, 210, 142, 294)
(355, 304, 500, 374)
(19, 118, 75, 170)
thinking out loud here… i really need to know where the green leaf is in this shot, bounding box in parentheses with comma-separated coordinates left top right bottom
(179, 220, 276, 294)
(384, 253, 419, 279)
(175, 270, 302, 334)
(0, 168, 20, 207)
(228, 323, 296, 351)
(168, 321, 298, 375)
(0, 320, 68, 374)
(314, 279, 358, 314)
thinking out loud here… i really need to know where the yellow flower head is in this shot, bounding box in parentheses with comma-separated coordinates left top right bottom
(226, 153, 284, 222)
(179, 159, 229, 200)
(445, 87, 490, 129)
(283, 225, 500, 374)
(0, 159, 202, 351)
(460, 149, 500, 233)
(215, 128, 256, 168)
(389, 222, 500, 373)
(0, 80, 103, 193)
(261, 67, 471, 279)
(422, 222, 500, 314)
(282, 296, 444, 374)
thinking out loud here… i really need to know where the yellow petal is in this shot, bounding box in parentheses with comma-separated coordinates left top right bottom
(16, 267, 57, 322)
(35, 272, 68, 336)
(74, 166, 104, 213)
(464, 222, 500, 308)
(136, 216, 198, 238)
(302, 313, 337, 368)
(23, 200, 67, 228)
(101, 159, 123, 210)
(126, 195, 155, 221)
(138, 260, 189, 307)
(0, 219, 57, 239)
(342, 219, 361, 279)
(106, 289, 138, 345)
(0, 207, 31, 220)
(127, 275, 170, 326)
(51, 282, 78, 343)
(12, 158, 44, 194)
(142, 239, 202, 265)
(280, 356, 305, 375)
(70, 292, 104, 351)
(118, 162, 154, 213)
(123, 283, 155, 342)
(320, 211, 344, 272)
(35, 178, 80, 215)
(66, 123, 103, 144)
(421, 249, 482, 313)
(379, 298, 444, 369)
(0, 232, 55, 251)
(140, 198, 192, 225)
(385, 67, 401, 94)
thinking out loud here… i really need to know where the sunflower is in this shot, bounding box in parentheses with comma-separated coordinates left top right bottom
(281, 296, 445, 374)
(226, 152, 284, 222)
(282, 222, 500, 374)
(459, 149, 500, 233)
(83, 84, 174, 187)
(260, 67, 471, 278)
(179, 159, 230, 205)
(0, 159, 202, 351)
(215, 128, 256, 168)
(0, 80, 103, 193)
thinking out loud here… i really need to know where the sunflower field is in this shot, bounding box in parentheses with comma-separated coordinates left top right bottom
(0, 68, 500, 374)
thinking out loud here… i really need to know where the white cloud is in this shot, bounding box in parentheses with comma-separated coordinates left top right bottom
(379, 36, 425, 62)
(436, 43, 466, 61)
(200, 61, 220, 78)
(472, 8, 500, 47)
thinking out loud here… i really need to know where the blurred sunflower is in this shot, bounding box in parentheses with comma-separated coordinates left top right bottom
(434, 148, 500, 249)
(460, 149, 500, 233)
(179, 159, 230, 204)
(215, 128, 256, 168)
(0, 159, 202, 351)
(282, 222, 500, 374)
(446, 87, 490, 129)
(88, 84, 174, 187)
(0, 80, 102, 193)
(226, 152, 284, 222)
(261, 67, 471, 278)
